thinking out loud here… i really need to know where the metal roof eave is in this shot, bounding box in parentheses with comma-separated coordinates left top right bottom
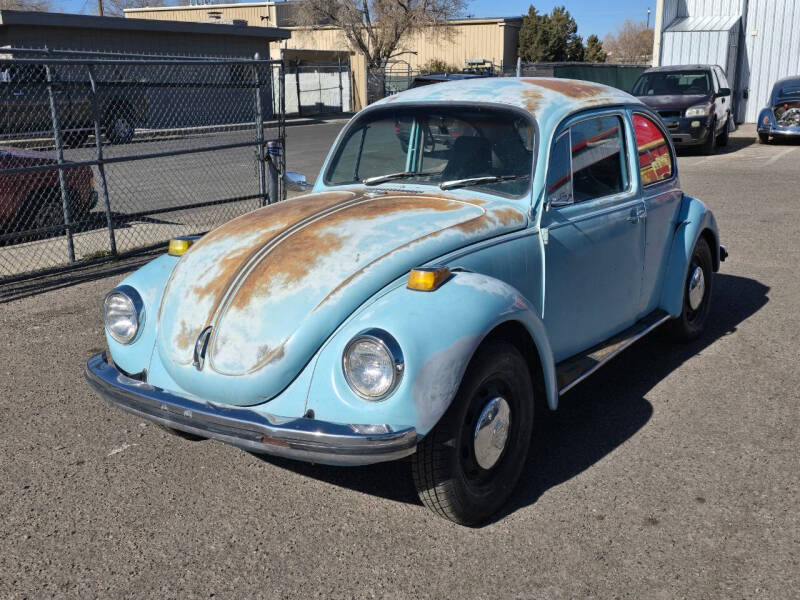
(664, 15, 741, 33)
(0, 9, 291, 41)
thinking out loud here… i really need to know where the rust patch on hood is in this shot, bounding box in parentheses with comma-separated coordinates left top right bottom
(523, 78, 603, 99)
(227, 196, 465, 312)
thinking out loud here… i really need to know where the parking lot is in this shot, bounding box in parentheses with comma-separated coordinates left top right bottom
(0, 123, 797, 598)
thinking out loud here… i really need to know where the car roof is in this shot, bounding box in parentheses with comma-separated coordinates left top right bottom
(372, 77, 639, 123)
(643, 65, 715, 73)
(413, 73, 489, 82)
(773, 76, 800, 90)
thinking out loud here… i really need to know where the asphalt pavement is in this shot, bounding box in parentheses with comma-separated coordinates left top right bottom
(0, 124, 797, 598)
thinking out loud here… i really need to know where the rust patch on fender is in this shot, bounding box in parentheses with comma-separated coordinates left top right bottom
(523, 78, 603, 99)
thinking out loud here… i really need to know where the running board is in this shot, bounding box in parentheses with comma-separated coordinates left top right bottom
(556, 310, 671, 395)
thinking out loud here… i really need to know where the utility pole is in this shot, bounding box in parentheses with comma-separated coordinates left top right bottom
(97, 0, 103, 16)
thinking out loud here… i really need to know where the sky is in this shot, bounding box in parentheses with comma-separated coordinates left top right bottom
(467, 0, 655, 38)
(53, 0, 655, 40)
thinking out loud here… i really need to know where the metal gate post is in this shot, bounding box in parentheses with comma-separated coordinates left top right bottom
(266, 141, 281, 205)
(45, 63, 75, 263)
(295, 61, 302, 117)
(337, 56, 344, 112)
(253, 54, 267, 207)
(86, 64, 117, 255)
(279, 63, 287, 200)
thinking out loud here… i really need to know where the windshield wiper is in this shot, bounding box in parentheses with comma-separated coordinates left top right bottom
(439, 174, 529, 191)
(363, 171, 437, 186)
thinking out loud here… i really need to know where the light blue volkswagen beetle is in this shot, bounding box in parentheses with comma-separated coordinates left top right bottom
(86, 78, 726, 525)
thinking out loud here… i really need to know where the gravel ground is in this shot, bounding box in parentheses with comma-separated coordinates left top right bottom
(0, 124, 797, 599)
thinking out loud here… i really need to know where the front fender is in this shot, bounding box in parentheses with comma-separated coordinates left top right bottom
(660, 194, 720, 317)
(757, 108, 773, 132)
(105, 253, 179, 375)
(305, 272, 558, 436)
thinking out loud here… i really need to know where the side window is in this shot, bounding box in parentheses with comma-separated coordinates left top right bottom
(715, 67, 730, 90)
(570, 115, 628, 203)
(633, 114, 673, 185)
(546, 131, 572, 205)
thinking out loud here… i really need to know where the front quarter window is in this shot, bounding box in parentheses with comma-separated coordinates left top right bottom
(324, 106, 534, 198)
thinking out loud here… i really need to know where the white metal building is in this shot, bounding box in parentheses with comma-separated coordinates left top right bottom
(652, 0, 800, 123)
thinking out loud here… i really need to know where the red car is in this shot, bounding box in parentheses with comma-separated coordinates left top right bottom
(0, 145, 97, 240)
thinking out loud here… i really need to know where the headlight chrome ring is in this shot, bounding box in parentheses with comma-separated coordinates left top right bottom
(342, 329, 404, 401)
(103, 285, 145, 345)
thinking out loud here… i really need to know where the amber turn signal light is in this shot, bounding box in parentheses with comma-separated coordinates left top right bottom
(168, 237, 194, 256)
(407, 266, 451, 291)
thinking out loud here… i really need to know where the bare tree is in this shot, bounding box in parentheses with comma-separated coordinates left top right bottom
(603, 19, 654, 64)
(297, 0, 467, 72)
(0, 0, 51, 10)
(100, 0, 170, 17)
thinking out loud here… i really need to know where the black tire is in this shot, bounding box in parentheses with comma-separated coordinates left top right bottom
(106, 115, 135, 145)
(666, 237, 714, 342)
(717, 115, 730, 147)
(412, 340, 534, 526)
(701, 119, 717, 155)
(758, 132, 770, 144)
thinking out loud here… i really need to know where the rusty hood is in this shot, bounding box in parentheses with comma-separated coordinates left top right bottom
(155, 189, 526, 405)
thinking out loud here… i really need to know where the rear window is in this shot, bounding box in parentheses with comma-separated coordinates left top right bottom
(633, 114, 673, 185)
(779, 86, 800, 99)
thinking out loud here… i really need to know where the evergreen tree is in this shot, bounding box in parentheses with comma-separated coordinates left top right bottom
(585, 35, 608, 63)
(518, 4, 585, 62)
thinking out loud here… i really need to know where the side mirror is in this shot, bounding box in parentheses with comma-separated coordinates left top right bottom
(284, 171, 311, 192)
(717, 87, 731, 97)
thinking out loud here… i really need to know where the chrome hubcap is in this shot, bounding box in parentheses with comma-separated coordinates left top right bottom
(688, 266, 705, 311)
(473, 397, 511, 470)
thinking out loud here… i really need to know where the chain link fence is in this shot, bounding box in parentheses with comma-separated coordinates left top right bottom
(285, 62, 350, 117)
(0, 48, 285, 284)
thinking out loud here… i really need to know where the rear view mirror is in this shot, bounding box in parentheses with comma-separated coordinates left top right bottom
(717, 87, 731, 97)
(284, 171, 311, 192)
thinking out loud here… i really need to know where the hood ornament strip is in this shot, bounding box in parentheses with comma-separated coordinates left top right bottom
(193, 326, 213, 371)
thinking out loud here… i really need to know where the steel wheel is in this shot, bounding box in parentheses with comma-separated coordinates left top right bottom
(412, 340, 534, 526)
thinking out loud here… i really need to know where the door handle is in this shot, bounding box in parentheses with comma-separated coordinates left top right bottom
(627, 207, 646, 224)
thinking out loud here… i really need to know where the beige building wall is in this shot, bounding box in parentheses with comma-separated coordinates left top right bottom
(125, 5, 521, 111)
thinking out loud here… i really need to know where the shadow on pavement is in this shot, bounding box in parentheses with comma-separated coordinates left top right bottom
(257, 273, 770, 520)
(678, 132, 755, 156)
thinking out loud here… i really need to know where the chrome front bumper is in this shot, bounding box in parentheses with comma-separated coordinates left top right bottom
(85, 352, 418, 466)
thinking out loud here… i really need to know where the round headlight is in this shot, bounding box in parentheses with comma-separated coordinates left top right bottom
(342, 330, 403, 400)
(103, 286, 143, 344)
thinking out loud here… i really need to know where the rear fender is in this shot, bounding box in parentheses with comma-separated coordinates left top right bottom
(660, 194, 720, 317)
(305, 271, 558, 436)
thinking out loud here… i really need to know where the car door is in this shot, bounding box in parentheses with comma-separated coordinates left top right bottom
(714, 66, 731, 126)
(541, 111, 646, 362)
(633, 112, 683, 312)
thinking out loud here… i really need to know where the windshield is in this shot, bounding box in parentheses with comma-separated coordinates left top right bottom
(632, 71, 711, 96)
(324, 106, 534, 198)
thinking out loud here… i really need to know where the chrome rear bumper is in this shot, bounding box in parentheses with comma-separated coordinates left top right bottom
(85, 352, 417, 466)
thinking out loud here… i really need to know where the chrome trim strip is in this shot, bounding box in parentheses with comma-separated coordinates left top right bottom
(85, 352, 417, 466)
(558, 313, 671, 396)
(546, 197, 643, 231)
